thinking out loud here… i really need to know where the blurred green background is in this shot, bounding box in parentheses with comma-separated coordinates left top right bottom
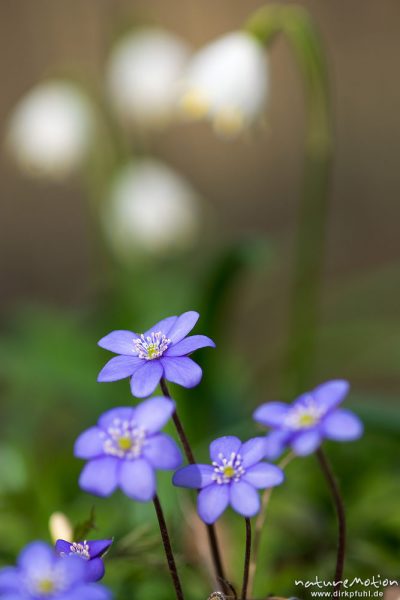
(0, 1, 399, 599)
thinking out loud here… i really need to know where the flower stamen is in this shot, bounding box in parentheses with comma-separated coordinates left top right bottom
(212, 452, 245, 484)
(102, 418, 147, 459)
(134, 331, 170, 360)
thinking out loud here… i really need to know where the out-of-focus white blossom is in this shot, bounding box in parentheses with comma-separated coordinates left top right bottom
(180, 32, 269, 138)
(106, 28, 190, 128)
(7, 81, 94, 179)
(49, 512, 73, 544)
(103, 159, 201, 260)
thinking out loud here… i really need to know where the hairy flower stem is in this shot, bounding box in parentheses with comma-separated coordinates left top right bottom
(316, 448, 346, 595)
(247, 452, 294, 598)
(160, 378, 229, 595)
(153, 495, 185, 600)
(241, 519, 252, 600)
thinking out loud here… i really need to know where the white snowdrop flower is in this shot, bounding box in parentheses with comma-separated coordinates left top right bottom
(180, 32, 269, 138)
(7, 81, 94, 179)
(106, 28, 191, 128)
(103, 159, 201, 260)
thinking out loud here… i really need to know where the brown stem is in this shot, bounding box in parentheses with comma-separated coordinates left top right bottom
(316, 448, 346, 595)
(241, 519, 252, 600)
(153, 495, 185, 600)
(160, 378, 229, 595)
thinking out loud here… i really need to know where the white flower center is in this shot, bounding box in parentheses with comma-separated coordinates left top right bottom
(69, 541, 90, 560)
(285, 399, 324, 430)
(212, 452, 245, 484)
(101, 418, 147, 459)
(25, 565, 66, 597)
(134, 331, 170, 360)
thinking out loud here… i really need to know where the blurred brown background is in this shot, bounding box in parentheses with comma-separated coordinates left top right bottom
(1, 0, 399, 304)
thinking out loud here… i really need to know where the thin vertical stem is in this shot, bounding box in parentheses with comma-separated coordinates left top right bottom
(241, 519, 252, 600)
(153, 495, 185, 600)
(160, 378, 229, 595)
(316, 448, 346, 595)
(247, 452, 295, 598)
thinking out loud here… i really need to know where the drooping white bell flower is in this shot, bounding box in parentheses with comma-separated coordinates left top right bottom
(103, 159, 201, 260)
(106, 28, 191, 128)
(180, 32, 269, 138)
(7, 81, 94, 179)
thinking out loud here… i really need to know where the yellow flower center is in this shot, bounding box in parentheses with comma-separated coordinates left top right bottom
(118, 436, 133, 451)
(298, 413, 317, 428)
(37, 579, 55, 595)
(223, 465, 236, 479)
(180, 89, 209, 120)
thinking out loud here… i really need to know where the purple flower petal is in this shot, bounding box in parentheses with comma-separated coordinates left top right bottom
(130, 361, 163, 398)
(161, 356, 202, 388)
(98, 407, 135, 431)
(229, 481, 260, 517)
(69, 583, 111, 600)
(242, 463, 284, 489)
(52, 555, 85, 587)
(144, 316, 178, 337)
(98, 330, 138, 355)
(74, 427, 104, 460)
(240, 438, 268, 468)
(264, 431, 291, 460)
(291, 430, 321, 456)
(210, 436, 241, 463)
(197, 484, 229, 524)
(55, 539, 72, 555)
(0, 568, 19, 592)
(173, 464, 215, 489)
(97, 356, 142, 382)
(167, 311, 200, 343)
(253, 402, 290, 428)
(118, 458, 155, 501)
(313, 380, 350, 413)
(321, 409, 363, 441)
(84, 558, 105, 582)
(143, 433, 182, 470)
(79, 457, 119, 497)
(133, 396, 175, 434)
(87, 540, 113, 559)
(165, 335, 215, 357)
(18, 541, 54, 572)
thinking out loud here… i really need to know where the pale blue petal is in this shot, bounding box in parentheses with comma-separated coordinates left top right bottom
(173, 464, 215, 489)
(98, 330, 138, 355)
(133, 396, 175, 433)
(79, 457, 119, 497)
(97, 356, 142, 382)
(165, 335, 215, 357)
(240, 437, 268, 468)
(130, 361, 163, 398)
(291, 430, 322, 456)
(143, 434, 182, 470)
(253, 402, 290, 428)
(197, 484, 229, 524)
(321, 409, 363, 441)
(119, 458, 156, 501)
(313, 380, 350, 413)
(209, 436, 241, 463)
(161, 357, 202, 388)
(242, 463, 284, 489)
(229, 481, 260, 517)
(74, 427, 104, 459)
(167, 311, 199, 343)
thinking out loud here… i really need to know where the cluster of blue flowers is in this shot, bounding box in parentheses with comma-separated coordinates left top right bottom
(0, 311, 363, 599)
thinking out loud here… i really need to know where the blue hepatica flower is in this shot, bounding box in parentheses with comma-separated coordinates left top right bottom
(0, 541, 111, 600)
(173, 436, 284, 524)
(97, 311, 215, 398)
(75, 397, 182, 501)
(253, 380, 364, 459)
(55, 539, 112, 582)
